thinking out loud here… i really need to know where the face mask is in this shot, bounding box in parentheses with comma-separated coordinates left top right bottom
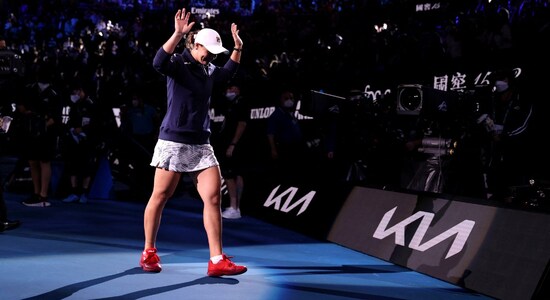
(70, 94, 80, 103)
(494, 80, 509, 93)
(283, 99, 295, 108)
(38, 83, 50, 91)
(225, 92, 237, 101)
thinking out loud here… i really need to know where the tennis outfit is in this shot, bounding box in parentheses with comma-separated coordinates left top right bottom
(151, 141, 218, 173)
(151, 47, 239, 172)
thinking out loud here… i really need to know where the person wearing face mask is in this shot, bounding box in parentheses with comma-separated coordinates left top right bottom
(61, 84, 98, 204)
(266, 89, 308, 183)
(211, 83, 249, 220)
(483, 69, 534, 203)
(140, 8, 247, 277)
(118, 90, 160, 201)
(121, 91, 160, 153)
(18, 64, 62, 207)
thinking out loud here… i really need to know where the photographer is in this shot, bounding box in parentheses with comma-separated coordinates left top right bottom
(0, 36, 23, 231)
(481, 69, 534, 202)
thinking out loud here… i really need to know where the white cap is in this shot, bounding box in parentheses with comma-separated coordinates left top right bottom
(194, 28, 228, 54)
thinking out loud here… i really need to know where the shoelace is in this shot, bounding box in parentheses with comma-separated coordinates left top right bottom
(221, 255, 237, 266)
(143, 251, 159, 263)
(146, 257, 158, 263)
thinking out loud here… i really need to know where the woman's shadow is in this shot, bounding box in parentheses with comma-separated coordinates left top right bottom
(23, 267, 239, 300)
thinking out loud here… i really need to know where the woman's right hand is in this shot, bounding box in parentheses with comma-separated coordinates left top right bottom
(174, 8, 195, 35)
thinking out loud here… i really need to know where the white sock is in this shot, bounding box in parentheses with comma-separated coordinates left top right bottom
(210, 255, 223, 264)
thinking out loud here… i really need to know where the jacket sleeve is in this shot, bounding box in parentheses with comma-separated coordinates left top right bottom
(214, 59, 239, 83)
(505, 103, 533, 138)
(153, 47, 182, 78)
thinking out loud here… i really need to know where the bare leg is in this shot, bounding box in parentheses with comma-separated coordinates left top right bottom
(226, 175, 243, 210)
(28, 160, 41, 195)
(82, 176, 91, 191)
(70, 175, 78, 191)
(143, 168, 180, 250)
(193, 166, 223, 257)
(235, 175, 243, 209)
(39, 161, 51, 198)
(225, 178, 238, 209)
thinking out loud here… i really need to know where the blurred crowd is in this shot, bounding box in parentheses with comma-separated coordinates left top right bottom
(1, 1, 549, 98)
(1, 0, 549, 209)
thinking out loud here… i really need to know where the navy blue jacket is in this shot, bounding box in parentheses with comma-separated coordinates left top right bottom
(153, 47, 238, 144)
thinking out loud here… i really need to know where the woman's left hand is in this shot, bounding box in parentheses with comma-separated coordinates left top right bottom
(231, 23, 243, 49)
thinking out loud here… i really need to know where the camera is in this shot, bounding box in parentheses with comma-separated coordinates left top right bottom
(418, 137, 457, 156)
(396, 84, 462, 117)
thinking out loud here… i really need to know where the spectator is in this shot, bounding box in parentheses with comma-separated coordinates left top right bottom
(118, 90, 160, 201)
(120, 90, 160, 155)
(0, 36, 21, 228)
(266, 89, 308, 183)
(62, 84, 98, 204)
(19, 65, 62, 207)
(0, 35, 25, 199)
(212, 83, 250, 220)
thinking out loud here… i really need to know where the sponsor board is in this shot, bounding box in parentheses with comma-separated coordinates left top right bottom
(328, 186, 550, 300)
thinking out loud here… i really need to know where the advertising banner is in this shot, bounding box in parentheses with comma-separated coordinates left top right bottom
(328, 186, 550, 300)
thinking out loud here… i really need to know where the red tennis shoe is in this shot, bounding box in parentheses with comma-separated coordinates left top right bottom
(140, 248, 162, 273)
(207, 254, 247, 277)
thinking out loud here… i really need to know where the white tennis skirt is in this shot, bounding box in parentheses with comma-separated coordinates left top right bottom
(150, 139, 219, 173)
